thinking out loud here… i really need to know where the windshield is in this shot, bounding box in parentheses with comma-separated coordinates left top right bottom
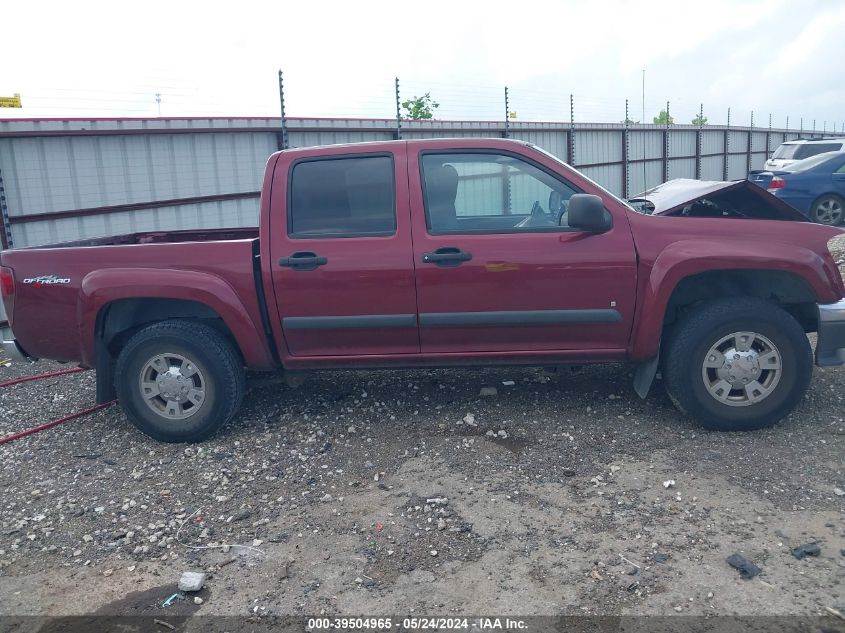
(528, 143, 637, 211)
(782, 151, 843, 172)
(772, 144, 801, 159)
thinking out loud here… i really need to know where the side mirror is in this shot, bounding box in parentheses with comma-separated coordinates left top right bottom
(567, 194, 613, 232)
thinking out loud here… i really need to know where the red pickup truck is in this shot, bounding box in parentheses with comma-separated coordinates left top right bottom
(2, 138, 844, 442)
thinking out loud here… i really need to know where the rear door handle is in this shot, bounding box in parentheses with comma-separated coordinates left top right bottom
(278, 251, 328, 271)
(422, 246, 472, 267)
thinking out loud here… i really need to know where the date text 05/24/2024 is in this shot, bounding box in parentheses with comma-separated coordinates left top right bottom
(306, 617, 529, 630)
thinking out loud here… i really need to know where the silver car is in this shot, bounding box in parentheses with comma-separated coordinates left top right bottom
(764, 138, 845, 170)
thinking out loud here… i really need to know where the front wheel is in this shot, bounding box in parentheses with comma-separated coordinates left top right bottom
(115, 320, 245, 442)
(662, 298, 812, 431)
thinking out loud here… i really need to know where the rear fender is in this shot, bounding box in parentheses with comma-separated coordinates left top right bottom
(78, 268, 273, 368)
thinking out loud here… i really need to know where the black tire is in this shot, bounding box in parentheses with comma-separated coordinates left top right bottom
(810, 194, 845, 226)
(662, 297, 812, 431)
(115, 320, 244, 443)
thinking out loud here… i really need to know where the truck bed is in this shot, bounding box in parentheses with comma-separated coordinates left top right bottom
(1, 233, 272, 368)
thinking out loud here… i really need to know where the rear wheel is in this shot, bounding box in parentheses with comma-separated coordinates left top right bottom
(811, 194, 844, 226)
(663, 298, 812, 431)
(115, 320, 244, 443)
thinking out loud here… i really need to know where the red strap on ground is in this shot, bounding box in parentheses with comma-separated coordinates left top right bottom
(0, 401, 116, 446)
(0, 366, 87, 388)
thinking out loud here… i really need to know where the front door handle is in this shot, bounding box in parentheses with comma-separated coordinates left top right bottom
(278, 251, 328, 271)
(422, 246, 472, 267)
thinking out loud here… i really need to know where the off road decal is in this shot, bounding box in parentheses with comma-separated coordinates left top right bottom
(22, 275, 71, 287)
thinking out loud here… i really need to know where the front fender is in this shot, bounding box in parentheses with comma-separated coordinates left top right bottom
(78, 268, 273, 368)
(629, 239, 836, 361)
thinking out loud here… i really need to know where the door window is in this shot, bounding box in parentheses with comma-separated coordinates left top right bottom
(289, 155, 395, 238)
(420, 153, 578, 234)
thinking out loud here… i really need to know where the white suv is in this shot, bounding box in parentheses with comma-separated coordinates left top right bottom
(765, 138, 845, 170)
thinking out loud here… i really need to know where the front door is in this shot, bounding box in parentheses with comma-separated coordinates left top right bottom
(269, 146, 419, 356)
(409, 147, 637, 354)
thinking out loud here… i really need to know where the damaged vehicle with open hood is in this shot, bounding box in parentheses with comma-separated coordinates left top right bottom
(2, 139, 844, 442)
(628, 177, 810, 221)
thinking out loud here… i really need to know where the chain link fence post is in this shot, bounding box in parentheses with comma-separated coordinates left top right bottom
(394, 77, 402, 140)
(0, 169, 12, 249)
(695, 103, 703, 180)
(746, 111, 754, 176)
(504, 86, 510, 139)
(723, 107, 731, 180)
(663, 100, 670, 183)
(622, 99, 630, 198)
(766, 113, 772, 163)
(278, 70, 289, 150)
(568, 94, 576, 166)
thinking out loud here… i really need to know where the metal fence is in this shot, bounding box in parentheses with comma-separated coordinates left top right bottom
(0, 111, 841, 325)
(2, 115, 837, 248)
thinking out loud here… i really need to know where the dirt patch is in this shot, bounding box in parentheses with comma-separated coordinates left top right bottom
(0, 358, 843, 618)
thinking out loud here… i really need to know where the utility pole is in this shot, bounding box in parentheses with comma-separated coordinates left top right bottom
(641, 69, 645, 127)
(641, 69, 646, 192)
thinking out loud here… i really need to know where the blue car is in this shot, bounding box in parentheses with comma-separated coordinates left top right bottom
(749, 151, 845, 225)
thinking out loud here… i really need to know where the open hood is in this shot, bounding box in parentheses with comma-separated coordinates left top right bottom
(628, 178, 807, 221)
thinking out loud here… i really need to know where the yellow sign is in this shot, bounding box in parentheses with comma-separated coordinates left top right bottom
(0, 94, 22, 108)
(508, 111, 517, 119)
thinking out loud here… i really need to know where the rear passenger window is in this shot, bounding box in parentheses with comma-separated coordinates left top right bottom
(289, 156, 395, 238)
(798, 143, 841, 159)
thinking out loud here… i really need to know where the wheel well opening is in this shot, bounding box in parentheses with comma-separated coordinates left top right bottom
(663, 270, 819, 333)
(96, 298, 241, 360)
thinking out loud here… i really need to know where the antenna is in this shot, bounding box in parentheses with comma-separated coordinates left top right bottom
(641, 69, 646, 194)
(641, 69, 645, 125)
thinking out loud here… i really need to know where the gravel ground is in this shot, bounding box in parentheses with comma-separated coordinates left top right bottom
(0, 235, 843, 624)
(0, 358, 843, 622)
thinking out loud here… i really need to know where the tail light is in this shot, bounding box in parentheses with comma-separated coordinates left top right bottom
(1, 266, 14, 325)
(768, 176, 786, 190)
(0, 267, 13, 297)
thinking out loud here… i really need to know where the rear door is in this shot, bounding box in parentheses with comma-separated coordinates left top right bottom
(268, 145, 419, 356)
(408, 147, 637, 354)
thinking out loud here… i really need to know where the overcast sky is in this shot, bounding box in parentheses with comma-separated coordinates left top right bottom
(2, 0, 844, 130)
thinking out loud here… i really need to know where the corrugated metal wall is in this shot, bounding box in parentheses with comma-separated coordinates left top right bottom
(0, 116, 838, 252)
(1, 116, 839, 326)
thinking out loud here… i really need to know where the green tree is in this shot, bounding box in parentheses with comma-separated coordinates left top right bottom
(402, 93, 439, 120)
(653, 110, 674, 125)
(692, 114, 709, 126)
(622, 117, 640, 125)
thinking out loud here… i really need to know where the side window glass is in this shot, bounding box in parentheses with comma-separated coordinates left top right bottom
(802, 144, 839, 159)
(289, 156, 395, 238)
(421, 153, 578, 234)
